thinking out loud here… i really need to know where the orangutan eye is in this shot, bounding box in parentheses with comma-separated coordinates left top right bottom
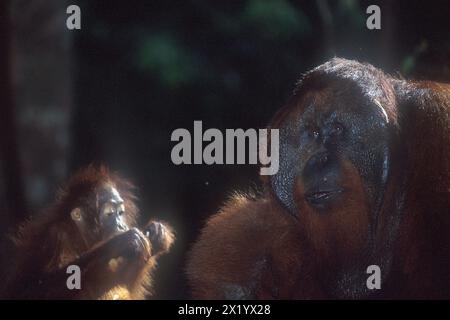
(118, 203, 125, 215)
(313, 130, 320, 139)
(330, 122, 344, 136)
(102, 202, 115, 216)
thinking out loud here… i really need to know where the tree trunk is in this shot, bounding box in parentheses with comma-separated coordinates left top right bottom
(0, 0, 28, 229)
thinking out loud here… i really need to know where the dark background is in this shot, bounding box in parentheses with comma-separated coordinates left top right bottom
(1, 0, 449, 299)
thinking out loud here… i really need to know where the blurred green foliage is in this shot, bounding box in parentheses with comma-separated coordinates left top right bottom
(337, 0, 366, 27)
(137, 34, 199, 87)
(79, 0, 448, 96)
(242, 0, 311, 39)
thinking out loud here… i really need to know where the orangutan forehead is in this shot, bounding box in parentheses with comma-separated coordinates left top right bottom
(290, 86, 389, 128)
(97, 184, 124, 206)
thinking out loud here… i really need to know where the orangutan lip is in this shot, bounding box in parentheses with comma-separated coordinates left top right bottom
(305, 189, 344, 206)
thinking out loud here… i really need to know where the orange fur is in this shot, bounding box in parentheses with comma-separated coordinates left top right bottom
(187, 59, 450, 299)
(3, 166, 174, 299)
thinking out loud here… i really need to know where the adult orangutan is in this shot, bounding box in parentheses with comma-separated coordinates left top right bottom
(187, 58, 450, 299)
